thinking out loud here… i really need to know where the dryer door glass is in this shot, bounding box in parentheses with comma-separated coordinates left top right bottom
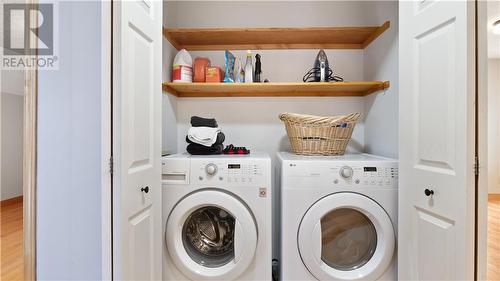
(321, 208, 377, 271)
(182, 206, 236, 268)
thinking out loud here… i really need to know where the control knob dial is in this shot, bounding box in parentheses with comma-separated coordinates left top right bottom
(339, 166, 354, 179)
(205, 163, 218, 176)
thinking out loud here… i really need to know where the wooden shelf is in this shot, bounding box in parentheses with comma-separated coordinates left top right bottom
(163, 21, 390, 51)
(162, 81, 390, 97)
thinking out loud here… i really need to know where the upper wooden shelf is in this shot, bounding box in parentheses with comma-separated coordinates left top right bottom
(163, 21, 390, 51)
(162, 81, 390, 97)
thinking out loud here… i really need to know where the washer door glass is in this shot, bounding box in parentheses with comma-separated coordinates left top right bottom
(166, 190, 258, 280)
(321, 208, 377, 271)
(182, 206, 235, 268)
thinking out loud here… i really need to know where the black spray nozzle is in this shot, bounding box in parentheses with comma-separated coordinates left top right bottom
(255, 54, 262, 82)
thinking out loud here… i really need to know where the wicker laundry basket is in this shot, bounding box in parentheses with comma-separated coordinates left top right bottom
(279, 112, 361, 156)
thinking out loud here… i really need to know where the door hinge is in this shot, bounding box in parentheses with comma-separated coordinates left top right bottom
(474, 155, 479, 176)
(109, 156, 114, 175)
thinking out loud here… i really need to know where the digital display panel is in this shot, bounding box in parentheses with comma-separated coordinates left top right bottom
(228, 164, 241, 169)
(364, 167, 377, 172)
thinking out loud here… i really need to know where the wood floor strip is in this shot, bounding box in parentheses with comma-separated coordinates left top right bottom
(488, 196, 500, 281)
(489, 194, 500, 201)
(1, 198, 24, 281)
(0, 196, 23, 208)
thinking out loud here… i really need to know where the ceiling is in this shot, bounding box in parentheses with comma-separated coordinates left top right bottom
(488, 0, 500, 58)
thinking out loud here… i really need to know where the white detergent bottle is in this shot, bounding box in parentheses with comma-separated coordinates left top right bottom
(244, 50, 253, 83)
(172, 49, 193, 82)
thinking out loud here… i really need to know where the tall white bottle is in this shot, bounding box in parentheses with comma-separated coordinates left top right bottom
(244, 50, 253, 83)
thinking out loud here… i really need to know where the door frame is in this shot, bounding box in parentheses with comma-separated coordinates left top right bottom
(101, 1, 113, 280)
(477, 0, 489, 280)
(23, 0, 38, 279)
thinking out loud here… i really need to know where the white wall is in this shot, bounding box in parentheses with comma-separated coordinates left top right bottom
(1, 68, 25, 201)
(0, 92, 24, 200)
(162, 5, 178, 155)
(488, 59, 500, 194)
(175, 48, 366, 156)
(1, 70, 24, 96)
(487, 0, 500, 59)
(37, 1, 103, 279)
(165, 1, 377, 28)
(163, 1, 399, 158)
(487, 0, 500, 194)
(363, 1, 399, 158)
(176, 95, 365, 155)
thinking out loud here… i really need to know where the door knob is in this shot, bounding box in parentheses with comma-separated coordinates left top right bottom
(424, 188, 434, 197)
(140, 186, 149, 193)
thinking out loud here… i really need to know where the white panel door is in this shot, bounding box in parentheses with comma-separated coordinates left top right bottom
(113, 0, 162, 280)
(399, 1, 476, 280)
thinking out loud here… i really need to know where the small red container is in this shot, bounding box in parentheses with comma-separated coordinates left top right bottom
(205, 66, 224, 83)
(193, 57, 210, 82)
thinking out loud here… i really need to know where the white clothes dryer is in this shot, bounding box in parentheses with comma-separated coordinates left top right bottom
(162, 153, 272, 281)
(277, 152, 398, 281)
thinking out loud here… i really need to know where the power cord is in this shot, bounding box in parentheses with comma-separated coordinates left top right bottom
(302, 67, 344, 83)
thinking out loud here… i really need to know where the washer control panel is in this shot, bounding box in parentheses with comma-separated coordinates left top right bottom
(205, 163, 218, 176)
(192, 160, 268, 185)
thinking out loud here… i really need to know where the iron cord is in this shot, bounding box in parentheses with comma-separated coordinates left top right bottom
(302, 67, 344, 83)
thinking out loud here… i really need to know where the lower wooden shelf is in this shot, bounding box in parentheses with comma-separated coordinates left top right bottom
(162, 81, 390, 97)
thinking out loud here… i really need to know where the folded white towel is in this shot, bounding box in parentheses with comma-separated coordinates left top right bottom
(188, 127, 221, 147)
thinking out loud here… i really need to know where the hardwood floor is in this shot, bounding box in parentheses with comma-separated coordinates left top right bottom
(1, 197, 23, 281)
(489, 195, 500, 281)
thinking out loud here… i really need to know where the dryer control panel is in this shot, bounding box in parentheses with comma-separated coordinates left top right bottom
(280, 154, 398, 189)
(329, 164, 398, 188)
(191, 159, 270, 186)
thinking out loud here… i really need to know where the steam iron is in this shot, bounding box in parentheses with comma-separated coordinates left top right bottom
(303, 49, 344, 83)
(314, 49, 329, 82)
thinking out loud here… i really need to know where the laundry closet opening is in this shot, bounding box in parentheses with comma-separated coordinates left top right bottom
(160, 1, 398, 280)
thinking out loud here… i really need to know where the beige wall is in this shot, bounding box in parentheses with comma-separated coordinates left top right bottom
(0, 68, 24, 201)
(1, 92, 24, 200)
(487, 0, 500, 58)
(488, 59, 500, 194)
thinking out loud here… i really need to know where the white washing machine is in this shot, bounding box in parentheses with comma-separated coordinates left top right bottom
(277, 152, 398, 281)
(162, 153, 272, 281)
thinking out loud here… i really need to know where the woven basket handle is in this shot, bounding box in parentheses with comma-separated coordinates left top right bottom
(279, 112, 361, 125)
(342, 112, 361, 122)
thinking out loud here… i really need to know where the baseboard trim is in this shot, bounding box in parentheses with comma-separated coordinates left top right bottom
(0, 196, 23, 207)
(488, 194, 500, 201)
